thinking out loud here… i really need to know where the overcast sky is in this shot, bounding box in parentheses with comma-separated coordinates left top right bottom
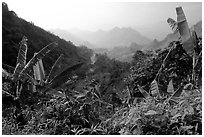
(3, 0, 202, 40)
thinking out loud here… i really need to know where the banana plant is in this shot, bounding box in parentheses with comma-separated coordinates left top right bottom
(167, 7, 201, 86)
(2, 36, 58, 99)
(3, 36, 85, 99)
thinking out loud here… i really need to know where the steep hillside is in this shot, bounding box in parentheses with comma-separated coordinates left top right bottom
(2, 2, 84, 74)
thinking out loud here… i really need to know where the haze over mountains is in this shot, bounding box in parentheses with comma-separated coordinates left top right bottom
(50, 20, 202, 62)
(50, 27, 152, 49)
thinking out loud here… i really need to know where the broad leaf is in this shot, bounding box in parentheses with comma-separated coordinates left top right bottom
(33, 58, 45, 82)
(13, 37, 28, 80)
(16, 36, 27, 66)
(167, 79, 174, 94)
(171, 82, 184, 97)
(167, 18, 178, 33)
(176, 6, 194, 53)
(137, 85, 150, 99)
(168, 83, 184, 105)
(13, 63, 24, 80)
(19, 42, 58, 81)
(46, 54, 63, 83)
(150, 79, 160, 97)
(48, 62, 83, 90)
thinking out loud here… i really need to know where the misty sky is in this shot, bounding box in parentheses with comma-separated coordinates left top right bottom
(3, 0, 202, 40)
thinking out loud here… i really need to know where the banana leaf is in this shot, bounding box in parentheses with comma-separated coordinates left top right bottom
(46, 54, 63, 83)
(176, 7, 194, 54)
(19, 42, 58, 81)
(48, 62, 83, 90)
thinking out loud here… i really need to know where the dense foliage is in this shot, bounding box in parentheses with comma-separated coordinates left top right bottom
(2, 2, 202, 135)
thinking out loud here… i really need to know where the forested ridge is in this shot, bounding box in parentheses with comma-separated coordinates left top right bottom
(2, 2, 202, 135)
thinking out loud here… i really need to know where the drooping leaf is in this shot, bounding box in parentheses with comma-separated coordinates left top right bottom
(46, 54, 63, 83)
(167, 79, 174, 94)
(150, 79, 160, 97)
(48, 62, 83, 90)
(176, 6, 194, 53)
(12, 63, 37, 84)
(137, 85, 150, 99)
(167, 18, 179, 33)
(33, 58, 45, 82)
(171, 82, 184, 97)
(19, 42, 58, 81)
(168, 83, 184, 105)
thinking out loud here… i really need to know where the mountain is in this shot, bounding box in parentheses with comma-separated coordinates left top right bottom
(49, 29, 84, 46)
(70, 27, 152, 49)
(50, 29, 96, 49)
(2, 2, 84, 73)
(103, 20, 202, 62)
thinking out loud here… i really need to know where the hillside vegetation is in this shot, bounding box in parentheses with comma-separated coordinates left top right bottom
(2, 3, 202, 135)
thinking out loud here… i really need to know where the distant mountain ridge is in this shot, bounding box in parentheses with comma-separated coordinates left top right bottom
(104, 20, 202, 62)
(51, 27, 152, 49)
(50, 28, 84, 46)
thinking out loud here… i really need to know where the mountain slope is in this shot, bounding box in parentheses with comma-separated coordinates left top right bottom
(103, 20, 202, 62)
(2, 2, 84, 73)
(49, 28, 84, 46)
(70, 27, 152, 49)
